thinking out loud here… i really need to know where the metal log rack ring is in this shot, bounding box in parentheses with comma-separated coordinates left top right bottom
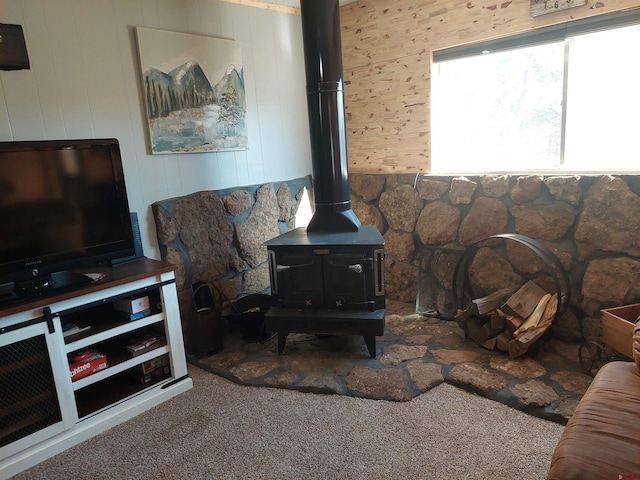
(452, 233, 571, 324)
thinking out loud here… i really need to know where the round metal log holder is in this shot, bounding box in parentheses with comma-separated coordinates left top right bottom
(452, 234, 571, 323)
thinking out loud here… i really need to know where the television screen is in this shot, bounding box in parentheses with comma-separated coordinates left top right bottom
(0, 138, 134, 301)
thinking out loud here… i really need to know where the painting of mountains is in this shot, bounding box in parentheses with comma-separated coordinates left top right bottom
(136, 27, 247, 154)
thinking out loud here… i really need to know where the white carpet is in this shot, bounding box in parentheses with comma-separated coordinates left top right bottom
(13, 365, 563, 479)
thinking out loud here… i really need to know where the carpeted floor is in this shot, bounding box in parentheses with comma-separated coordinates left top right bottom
(13, 364, 564, 480)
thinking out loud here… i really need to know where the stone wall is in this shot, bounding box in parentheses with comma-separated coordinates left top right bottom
(153, 176, 312, 296)
(350, 173, 640, 343)
(152, 176, 312, 348)
(152, 173, 640, 347)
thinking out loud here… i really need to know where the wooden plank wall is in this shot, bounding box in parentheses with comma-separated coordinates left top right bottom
(340, 0, 640, 173)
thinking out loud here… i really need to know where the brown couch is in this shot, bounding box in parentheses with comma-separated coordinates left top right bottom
(547, 323, 640, 479)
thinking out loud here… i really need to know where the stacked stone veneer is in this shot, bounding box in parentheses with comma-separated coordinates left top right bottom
(350, 173, 640, 343)
(152, 176, 312, 347)
(153, 173, 640, 346)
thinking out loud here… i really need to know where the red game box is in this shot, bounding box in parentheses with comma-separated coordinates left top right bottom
(69, 350, 108, 381)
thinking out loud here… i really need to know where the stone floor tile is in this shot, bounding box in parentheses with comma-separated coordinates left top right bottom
(189, 300, 592, 424)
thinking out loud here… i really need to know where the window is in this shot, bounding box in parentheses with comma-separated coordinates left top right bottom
(431, 11, 640, 173)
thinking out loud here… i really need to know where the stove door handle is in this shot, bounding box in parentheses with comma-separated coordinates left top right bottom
(348, 264, 363, 274)
(329, 260, 370, 272)
(276, 262, 315, 273)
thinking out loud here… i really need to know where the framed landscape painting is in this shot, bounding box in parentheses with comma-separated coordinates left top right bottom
(136, 27, 247, 154)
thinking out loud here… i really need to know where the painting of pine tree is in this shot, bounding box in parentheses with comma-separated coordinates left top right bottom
(136, 27, 247, 154)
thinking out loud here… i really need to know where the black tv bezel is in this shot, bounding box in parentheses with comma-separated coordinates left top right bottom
(0, 138, 136, 289)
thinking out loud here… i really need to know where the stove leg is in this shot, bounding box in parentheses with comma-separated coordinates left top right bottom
(363, 335, 376, 358)
(277, 332, 288, 355)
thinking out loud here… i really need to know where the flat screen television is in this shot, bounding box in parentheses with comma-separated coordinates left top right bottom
(0, 138, 135, 305)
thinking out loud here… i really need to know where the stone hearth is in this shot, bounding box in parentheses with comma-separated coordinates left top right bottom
(189, 301, 597, 424)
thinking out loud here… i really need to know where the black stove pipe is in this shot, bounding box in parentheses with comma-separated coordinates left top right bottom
(300, 0, 361, 233)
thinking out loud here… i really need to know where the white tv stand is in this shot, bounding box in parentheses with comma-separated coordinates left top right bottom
(0, 258, 192, 479)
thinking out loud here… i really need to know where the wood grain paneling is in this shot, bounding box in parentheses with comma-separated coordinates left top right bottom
(220, 0, 298, 14)
(341, 0, 640, 173)
(345, 51, 430, 173)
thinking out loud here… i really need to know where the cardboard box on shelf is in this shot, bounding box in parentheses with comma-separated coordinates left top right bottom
(121, 308, 152, 322)
(69, 350, 108, 381)
(139, 365, 171, 385)
(113, 295, 150, 314)
(124, 332, 167, 357)
(62, 322, 91, 338)
(140, 354, 170, 374)
(131, 354, 171, 384)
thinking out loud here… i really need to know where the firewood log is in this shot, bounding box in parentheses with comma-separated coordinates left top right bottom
(513, 293, 551, 337)
(496, 331, 511, 352)
(536, 293, 558, 329)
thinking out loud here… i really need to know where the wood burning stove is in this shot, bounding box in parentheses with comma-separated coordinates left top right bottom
(264, 0, 385, 357)
(265, 228, 385, 357)
(267, 230, 385, 312)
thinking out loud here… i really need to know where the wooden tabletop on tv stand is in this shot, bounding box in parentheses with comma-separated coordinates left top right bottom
(0, 257, 176, 317)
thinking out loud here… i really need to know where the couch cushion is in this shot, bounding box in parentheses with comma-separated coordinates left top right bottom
(547, 361, 640, 480)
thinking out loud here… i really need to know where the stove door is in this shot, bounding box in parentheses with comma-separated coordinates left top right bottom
(272, 254, 324, 308)
(323, 253, 371, 309)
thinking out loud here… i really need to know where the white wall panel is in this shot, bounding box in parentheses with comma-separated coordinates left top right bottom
(113, 2, 153, 219)
(217, 151, 240, 187)
(2, 71, 44, 139)
(155, 0, 189, 32)
(198, 2, 224, 37)
(74, 2, 128, 137)
(217, 2, 236, 40)
(247, 163, 266, 185)
(42, 1, 94, 137)
(19, 1, 66, 140)
(234, 151, 251, 186)
(161, 155, 184, 198)
(275, 14, 309, 180)
(178, 153, 222, 192)
(0, 81, 11, 141)
(250, 9, 279, 105)
(257, 103, 285, 181)
(1, 2, 43, 139)
(1, 0, 311, 258)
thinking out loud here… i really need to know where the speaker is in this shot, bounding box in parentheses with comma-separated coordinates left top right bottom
(111, 212, 144, 265)
(0, 24, 30, 71)
(131, 211, 144, 258)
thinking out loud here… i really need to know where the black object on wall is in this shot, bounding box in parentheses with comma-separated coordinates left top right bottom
(111, 212, 144, 265)
(0, 24, 30, 71)
(300, 0, 360, 233)
(264, 0, 385, 358)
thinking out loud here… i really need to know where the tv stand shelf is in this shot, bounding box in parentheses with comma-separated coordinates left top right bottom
(0, 258, 192, 479)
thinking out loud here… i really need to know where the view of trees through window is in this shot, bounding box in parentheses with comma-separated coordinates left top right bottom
(431, 22, 640, 173)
